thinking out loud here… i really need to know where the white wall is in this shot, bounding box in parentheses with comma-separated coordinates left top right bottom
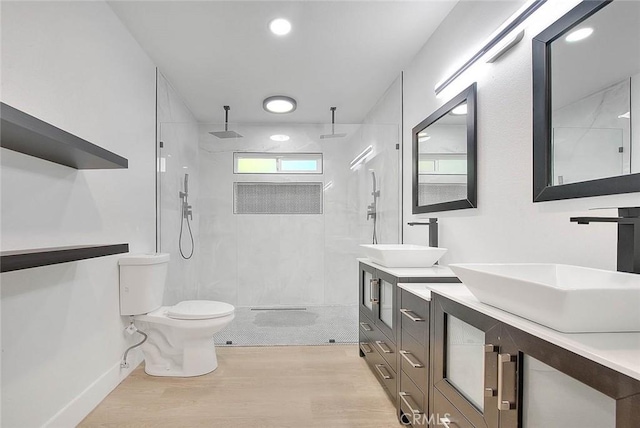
(402, 0, 640, 269)
(1, 2, 156, 426)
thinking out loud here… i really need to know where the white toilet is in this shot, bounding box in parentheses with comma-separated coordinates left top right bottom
(118, 253, 234, 377)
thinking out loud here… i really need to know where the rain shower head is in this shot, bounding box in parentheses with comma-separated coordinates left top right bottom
(210, 130, 243, 139)
(209, 105, 243, 139)
(320, 107, 347, 139)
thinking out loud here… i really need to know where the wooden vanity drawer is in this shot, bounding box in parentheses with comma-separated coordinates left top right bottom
(399, 370, 426, 427)
(362, 340, 397, 401)
(400, 290, 429, 345)
(359, 318, 375, 336)
(400, 328, 428, 394)
(433, 389, 475, 428)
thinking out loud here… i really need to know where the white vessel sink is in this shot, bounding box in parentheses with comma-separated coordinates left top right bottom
(360, 244, 447, 268)
(449, 263, 640, 333)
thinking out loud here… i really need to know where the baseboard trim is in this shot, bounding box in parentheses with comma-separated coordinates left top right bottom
(44, 352, 143, 427)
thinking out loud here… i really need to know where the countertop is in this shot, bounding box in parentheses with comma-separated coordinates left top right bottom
(357, 258, 455, 278)
(397, 282, 640, 382)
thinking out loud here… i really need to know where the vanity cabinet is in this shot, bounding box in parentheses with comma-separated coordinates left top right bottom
(359, 262, 401, 401)
(430, 294, 640, 428)
(398, 289, 430, 426)
(358, 261, 459, 421)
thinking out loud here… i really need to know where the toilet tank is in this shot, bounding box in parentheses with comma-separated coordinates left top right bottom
(119, 253, 170, 316)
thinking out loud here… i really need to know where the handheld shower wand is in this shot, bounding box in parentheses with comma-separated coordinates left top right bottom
(179, 173, 194, 259)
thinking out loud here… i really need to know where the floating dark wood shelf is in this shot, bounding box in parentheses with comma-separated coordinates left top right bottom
(0, 102, 128, 169)
(1, 244, 129, 272)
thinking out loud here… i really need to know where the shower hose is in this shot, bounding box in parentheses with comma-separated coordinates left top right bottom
(179, 213, 194, 259)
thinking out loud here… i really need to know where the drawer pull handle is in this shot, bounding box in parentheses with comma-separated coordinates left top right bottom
(400, 308, 425, 322)
(497, 353, 517, 411)
(375, 340, 392, 354)
(440, 416, 459, 427)
(359, 322, 373, 332)
(399, 350, 424, 368)
(399, 392, 423, 415)
(360, 343, 372, 354)
(374, 364, 392, 380)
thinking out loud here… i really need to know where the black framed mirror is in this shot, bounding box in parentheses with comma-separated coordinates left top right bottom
(532, 0, 640, 202)
(412, 83, 477, 214)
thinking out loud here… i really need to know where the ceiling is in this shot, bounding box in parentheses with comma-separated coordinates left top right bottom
(108, 1, 457, 124)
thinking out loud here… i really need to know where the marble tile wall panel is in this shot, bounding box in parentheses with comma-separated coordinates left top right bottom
(196, 120, 400, 308)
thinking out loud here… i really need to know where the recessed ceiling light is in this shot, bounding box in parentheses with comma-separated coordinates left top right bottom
(270, 134, 290, 142)
(263, 96, 297, 114)
(565, 27, 593, 42)
(418, 131, 431, 142)
(269, 18, 291, 36)
(451, 104, 468, 115)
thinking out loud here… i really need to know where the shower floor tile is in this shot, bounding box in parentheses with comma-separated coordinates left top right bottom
(214, 304, 358, 346)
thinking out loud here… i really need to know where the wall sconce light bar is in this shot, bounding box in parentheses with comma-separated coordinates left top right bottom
(349, 145, 373, 170)
(434, 0, 546, 95)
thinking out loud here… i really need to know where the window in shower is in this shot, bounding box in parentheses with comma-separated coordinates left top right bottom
(234, 152, 323, 174)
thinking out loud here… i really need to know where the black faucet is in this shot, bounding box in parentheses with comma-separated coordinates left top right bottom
(407, 218, 439, 248)
(570, 207, 640, 274)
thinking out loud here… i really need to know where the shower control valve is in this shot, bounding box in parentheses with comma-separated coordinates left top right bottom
(183, 203, 193, 220)
(367, 204, 376, 220)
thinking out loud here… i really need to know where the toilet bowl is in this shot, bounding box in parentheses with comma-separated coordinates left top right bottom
(134, 300, 235, 377)
(118, 254, 235, 377)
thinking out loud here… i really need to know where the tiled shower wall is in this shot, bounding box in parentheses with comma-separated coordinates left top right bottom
(196, 121, 400, 308)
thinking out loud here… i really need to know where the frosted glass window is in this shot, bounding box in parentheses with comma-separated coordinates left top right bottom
(280, 159, 318, 172)
(234, 153, 322, 174)
(379, 280, 393, 329)
(522, 356, 615, 428)
(446, 315, 485, 411)
(237, 158, 277, 173)
(363, 271, 373, 311)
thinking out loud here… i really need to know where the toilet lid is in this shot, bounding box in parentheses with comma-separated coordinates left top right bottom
(167, 300, 235, 320)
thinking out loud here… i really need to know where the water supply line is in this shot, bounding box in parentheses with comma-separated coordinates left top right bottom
(121, 317, 148, 369)
(367, 171, 380, 244)
(179, 173, 194, 259)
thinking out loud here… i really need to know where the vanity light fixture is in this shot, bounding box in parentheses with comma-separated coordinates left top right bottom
(270, 134, 290, 141)
(349, 145, 373, 170)
(450, 104, 468, 116)
(434, 0, 547, 96)
(269, 18, 291, 36)
(263, 96, 297, 114)
(565, 27, 593, 42)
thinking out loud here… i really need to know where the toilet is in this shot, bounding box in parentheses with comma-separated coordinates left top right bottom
(118, 253, 234, 377)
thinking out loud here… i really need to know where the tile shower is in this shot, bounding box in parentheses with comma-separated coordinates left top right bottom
(157, 75, 401, 345)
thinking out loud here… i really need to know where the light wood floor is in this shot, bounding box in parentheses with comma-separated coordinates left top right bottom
(80, 345, 404, 427)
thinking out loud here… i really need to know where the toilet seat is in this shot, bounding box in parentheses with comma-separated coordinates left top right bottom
(167, 300, 235, 320)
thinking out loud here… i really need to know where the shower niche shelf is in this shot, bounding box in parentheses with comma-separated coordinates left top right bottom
(0, 102, 128, 169)
(1, 244, 129, 272)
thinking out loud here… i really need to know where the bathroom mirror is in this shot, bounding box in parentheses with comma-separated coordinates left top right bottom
(532, 0, 640, 202)
(412, 83, 477, 214)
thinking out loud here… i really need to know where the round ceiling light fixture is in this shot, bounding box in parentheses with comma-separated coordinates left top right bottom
(565, 27, 593, 43)
(263, 96, 297, 114)
(269, 18, 292, 36)
(270, 134, 290, 142)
